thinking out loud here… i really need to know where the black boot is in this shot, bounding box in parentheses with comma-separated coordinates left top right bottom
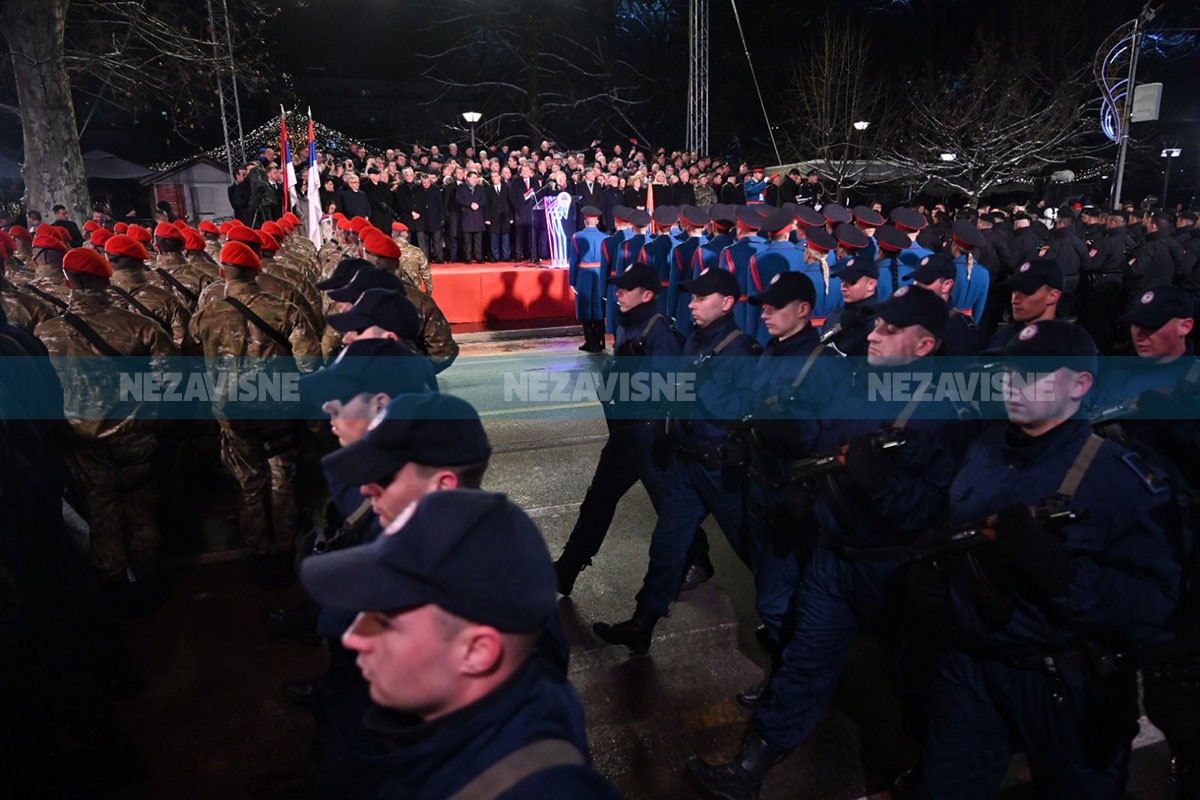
(683, 730, 789, 800)
(592, 605, 659, 655)
(578, 322, 592, 352)
(678, 551, 715, 594)
(735, 678, 769, 708)
(553, 550, 592, 596)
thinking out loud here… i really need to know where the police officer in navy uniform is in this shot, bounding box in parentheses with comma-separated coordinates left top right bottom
(554, 262, 692, 595)
(987, 258, 1064, 352)
(735, 272, 846, 701)
(913, 320, 1182, 799)
(593, 267, 758, 654)
(822, 255, 878, 357)
(686, 286, 973, 800)
(907, 253, 982, 357)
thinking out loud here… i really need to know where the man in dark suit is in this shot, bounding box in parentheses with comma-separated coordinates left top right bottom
(576, 167, 604, 214)
(456, 171, 488, 264)
(393, 167, 427, 255)
(509, 164, 540, 261)
(485, 170, 513, 261)
(421, 172, 446, 263)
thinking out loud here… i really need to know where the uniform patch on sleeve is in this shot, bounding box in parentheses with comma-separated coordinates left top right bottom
(1120, 451, 1169, 494)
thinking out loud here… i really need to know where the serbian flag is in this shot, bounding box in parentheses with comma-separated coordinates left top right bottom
(306, 108, 322, 247)
(280, 106, 297, 211)
(646, 181, 655, 216)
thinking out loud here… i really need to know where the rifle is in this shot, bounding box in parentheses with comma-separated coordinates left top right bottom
(787, 426, 908, 484)
(915, 504, 1090, 561)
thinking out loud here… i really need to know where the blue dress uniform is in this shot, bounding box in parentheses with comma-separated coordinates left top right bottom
(873, 224, 914, 301)
(722, 210, 770, 331)
(569, 224, 608, 322)
(678, 228, 735, 338)
(667, 235, 705, 329)
(600, 225, 632, 335)
(640, 210, 679, 315)
(554, 264, 687, 593)
(950, 253, 990, 321)
(744, 240, 805, 346)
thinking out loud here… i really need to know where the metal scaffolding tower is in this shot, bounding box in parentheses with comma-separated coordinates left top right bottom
(687, 0, 709, 156)
(207, 0, 246, 178)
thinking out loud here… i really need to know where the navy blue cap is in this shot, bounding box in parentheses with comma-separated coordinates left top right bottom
(853, 206, 885, 227)
(987, 319, 1098, 374)
(834, 223, 870, 250)
(749, 271, 816, 308)
(317, 257, 373, 291)
(804, 227, 838, 253)
(680, 206, 710, 227)
(610, 261, 661, 293)
(735, 206, 766, 230)
(822, 203, 852, 225)
(652, 206, 679, 227)
(611, 206, 632, 223)
(298, 338, 434, 404)
(680, 267, 739, 298)
(1120, 285, 1195, 329)
(301, 490, 555, 633)
(709, 204, 737, 227)
(1005, 258, 1063, 293)
(794, 205, 825, 229)
(838, 256, 879, 284)
(891, 207, 927, 232)
(580, 205, 602, 218)
(762, 208, 793, 234)
(322, 393, 491, 486)
(951, 219, 984, 249)
(628, 208, 652, 228)
(905, 253, 957, 284)
(326, 288, 420, 338)
(327, 266, 405, 303)
(874, 225, 910, 253)
(871, 284, 948, 340)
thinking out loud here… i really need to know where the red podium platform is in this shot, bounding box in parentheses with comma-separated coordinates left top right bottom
(429, 262, 576, 324)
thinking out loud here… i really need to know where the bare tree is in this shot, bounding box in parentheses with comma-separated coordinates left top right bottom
(892, 25, 1102, 203)
(778, 16, 902, 201)
(2, 0, 274, 222)
(414, 0, 666, 148)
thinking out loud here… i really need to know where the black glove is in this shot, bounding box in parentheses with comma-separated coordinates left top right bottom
(993, 503, 1077, 597)
(843, 431, 896, 494)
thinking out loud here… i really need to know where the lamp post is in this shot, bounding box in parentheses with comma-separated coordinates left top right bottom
(853, 120, 870, 131)
(462, 111, 482, 151)
(1162, 146, 1182, 208)
(940, 153, 957, 162)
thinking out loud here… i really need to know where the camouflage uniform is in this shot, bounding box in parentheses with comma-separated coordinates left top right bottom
(198, 270, 323, 335)
(261, 254, 324, 319)
(1, 277, 58, 331)
(34, 288, 178, 582)
(109, 266, 194, 351)
(397, 238, 433, 293)
(203, 237, 223, 263)
(403, 282, 458, 371)
(186, 277, 322, 556)
(150, 250, 218, 312)
(24, 265, 74, 309)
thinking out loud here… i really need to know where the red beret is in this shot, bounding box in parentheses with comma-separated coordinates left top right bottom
(219, 241, 262, 270)
(199, 220, 220, 234)
(83, 220, 100, 232)
(0, 239, 9, 260)
(114, 222, 129, 233)
(63, 247, 114, 278)
(363, 232, 400, 259)
(155, 221, 184, 240)
(36, 223, 58, 239)
(0, 230, 14, 252)
(332, 212, 347, 221)
(8, 225, 31, 241)
(283, 212, 300, 225)
(90, 228, 114, 247)
(182, 228, 206, 252)
(257, 231, 280, 252)
(261, 220, 285, 238)
(348, 217, 369, 232)
(126, 225, 152, 244)
(105, 234, 151, 260)
(218, 220, 240, 235)
(391, 221, 409, 232)
(33, 233, 68, 252)
(336, 217, 353, 231)
(226, 225, 262, 245)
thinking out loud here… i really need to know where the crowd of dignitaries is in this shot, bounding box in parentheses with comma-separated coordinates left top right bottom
(4, 182, 1200, 800)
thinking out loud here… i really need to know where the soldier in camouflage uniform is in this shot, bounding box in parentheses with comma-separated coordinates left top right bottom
(147, 222, 210, 312)
(257, 229, 325, 317)
(0, 233, 56, 330)
(6, 224, 35, 273)
(201, 220, 223, 262)
(22, 230, 74, 309)
(168, 227, 221, 305)
(392, 221, 433, 292)
(185, 241, 322, 587)
(34, 247, 178, 586)
(103, 234, 193, 351)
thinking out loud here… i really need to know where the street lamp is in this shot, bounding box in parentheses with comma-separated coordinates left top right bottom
(853, 120, 870, 131)
(462, 111, 482, 151)
(1162, 146, 1182, 207)
(940, 153, 957, 162)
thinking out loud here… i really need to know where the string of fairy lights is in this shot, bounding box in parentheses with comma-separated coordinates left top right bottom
(148, 109, 355, 173)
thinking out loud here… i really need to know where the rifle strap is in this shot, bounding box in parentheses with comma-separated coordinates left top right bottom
(62, 312, 124, 361)
(155, 268, 199, 304)
(109, 285, 171, 334)
(893, 395, 924, 431)
(710, 329, 743, 357)
(639, 313, 665, 341)
(1056, 433, 1104, 501)
(764, 344, 825, 411)
(445, 739, 585, 800)
(222, 296, 293, 354)
(24, 282, 69, 310)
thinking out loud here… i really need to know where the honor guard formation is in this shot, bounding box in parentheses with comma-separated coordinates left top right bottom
(3, 138, 1200, 800)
